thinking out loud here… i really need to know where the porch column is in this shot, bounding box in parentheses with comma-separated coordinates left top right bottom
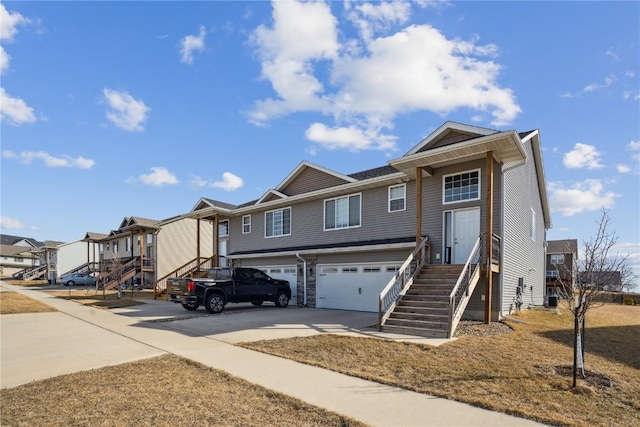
(415, 166, 422, 244)
(196, 218, 201, 262)
(484, 151, 494, 324)
(213, 215, 219, 267)
(139, 230, 144, 289)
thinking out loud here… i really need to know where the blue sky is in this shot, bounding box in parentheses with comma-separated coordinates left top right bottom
(1, 1, 639, 280)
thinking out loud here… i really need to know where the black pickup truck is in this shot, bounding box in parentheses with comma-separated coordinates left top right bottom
(167, 267, 291, 314)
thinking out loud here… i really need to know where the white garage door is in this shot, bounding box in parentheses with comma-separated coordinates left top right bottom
(316, 264, 400, 312)
(252, 266, 297, 301)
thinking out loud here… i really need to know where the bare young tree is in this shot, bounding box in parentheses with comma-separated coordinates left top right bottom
(554, 209, 637, 388)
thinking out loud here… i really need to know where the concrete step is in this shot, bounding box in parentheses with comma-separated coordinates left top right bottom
(382, 324, 448, 338)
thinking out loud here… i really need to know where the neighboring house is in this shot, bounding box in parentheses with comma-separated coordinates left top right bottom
(92, 216, 214, 290)
(579, 270, 623, 292)
(56, 235, 104, 277)
(162, 121, 551, 337)
(0, 234, 44, 279)
(545, 239, 578, 294)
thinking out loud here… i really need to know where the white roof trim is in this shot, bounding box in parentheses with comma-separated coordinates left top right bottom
(229, 241, 416, 259)
(256, 188, 289, 205)
(274, 160, 357, 192)
(405, 121, 497, 155)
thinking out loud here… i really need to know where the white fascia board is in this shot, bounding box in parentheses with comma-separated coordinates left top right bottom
(255, 188, 289, 205)
(275, 160, 357, 192)
(528, 130, 552, 230)
(234, 171, 406, 215)
(405, 121, 497, 156)
(229, 241, 416, 259)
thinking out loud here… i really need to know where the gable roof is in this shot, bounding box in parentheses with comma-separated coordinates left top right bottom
(190, 197, 237, 212)
(84, 232, 108, 241)
(0, 244, 38, 257)
(547, 239, 578, 255)
(406, 121, 498, 155)
(0, 234, 42, 247)
(275, 161, 357, 191)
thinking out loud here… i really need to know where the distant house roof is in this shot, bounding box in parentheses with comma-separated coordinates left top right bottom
(547, 239, 578, 255)
(348, 165, 400, 180)
(0, 234, 42, 247)
(84, 232, 109, 241)
(0, 244, 38, 257)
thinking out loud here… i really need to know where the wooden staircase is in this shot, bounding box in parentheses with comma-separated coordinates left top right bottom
(382, 265, 464, 338)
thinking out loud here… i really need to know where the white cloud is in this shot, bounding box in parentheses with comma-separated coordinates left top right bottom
(345, 1, 412, 42)
(211, 172, 244, 191)
(2, 150, 95, 168)
(0, 215, 37, 231)
(180, 25, 206, 65)
(549, 179, 618, 217)
(0, 4, 29, 41)
(0, 87, 36, 125)
(103, 88, 150, 132)
(248, 0, 520, 152)
(563, 143, 603, 169)
(305, 122, 396, 151)
(617, 164, 631, 174)
(189, 172, 244, 191)
(138, 167, 178, 186)
(0, 45, 9, 73)
(583, 74, 616, 92)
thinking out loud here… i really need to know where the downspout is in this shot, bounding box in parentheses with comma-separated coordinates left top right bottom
(296, 252, 307, 307)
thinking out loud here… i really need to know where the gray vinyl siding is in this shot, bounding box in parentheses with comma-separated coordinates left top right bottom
(282, 167, 350, 196)
(418, 130, 476, 152)
(228, 185, 416, 254)
(501, 139, 546, 315)
(417, 159, 503, 267)
(156, 218, 214, 279)
(316, 248, 410, 264)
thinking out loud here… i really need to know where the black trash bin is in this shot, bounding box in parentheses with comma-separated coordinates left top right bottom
(548, 295, 558, 307)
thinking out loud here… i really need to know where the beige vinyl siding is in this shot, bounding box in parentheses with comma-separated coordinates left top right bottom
(501, 138, 546, 315)
(56, 240, 100, 276)
(282, 167, 350, 196)
(156, 218, 214, 278)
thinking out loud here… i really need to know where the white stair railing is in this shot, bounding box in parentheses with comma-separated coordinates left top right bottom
(447, 235, 483, 338)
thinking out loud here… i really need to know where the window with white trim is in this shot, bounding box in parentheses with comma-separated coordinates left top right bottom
(550, 254, 565, 265)
(388, 184, 406, 212)
(146, 233, 153, 244)
(219, 220, 229, 237)
(324, 193, 361, 230)
(531, 208, 536, 241)
(126, 237, 131, 252)
(265, 207, 291, 237)
(242, 215, 251, 234)
(546, 270, 559, 279)
(113, 240, 119, 253)
(443, 169, 480, 204)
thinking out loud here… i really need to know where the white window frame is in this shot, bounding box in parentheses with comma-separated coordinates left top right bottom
(146, 233, 153, 244)
(265, 207, 292, 238)
(219, 220, 229, 237)
(242, 215, 251, 234)
(126, 237, 131, 252)
(324, 193, 362, 231)
(388, 184, 406, 212)
(546, 270, 559, 278)
(550, 254, 565, 265)
(113, 240, 119, 253)
(442, 169, 481, 205)
(531, 208, 536, 241)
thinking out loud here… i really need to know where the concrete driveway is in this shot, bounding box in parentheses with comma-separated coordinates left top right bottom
(113, 298, 446, 345)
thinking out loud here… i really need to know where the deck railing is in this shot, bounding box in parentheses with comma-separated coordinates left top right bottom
(378, 236, 430, 330)
(447, 235, 482, 338)
(153, 255, 215, 298)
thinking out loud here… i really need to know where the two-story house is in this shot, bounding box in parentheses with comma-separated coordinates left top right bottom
(545, 239, 578, 296)
(160, 121, 552, 337)
(93, 215, 215, 291)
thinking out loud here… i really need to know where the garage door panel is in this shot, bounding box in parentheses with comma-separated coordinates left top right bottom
(247, 265, 297, 300)
(317, 264, 399, 312)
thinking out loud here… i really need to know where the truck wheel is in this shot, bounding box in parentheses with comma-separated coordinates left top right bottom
(181, 302, 200, 311)
(205, 294, 225, 314)
(275, 292, 289, 308)
(251, 301, 263, 306)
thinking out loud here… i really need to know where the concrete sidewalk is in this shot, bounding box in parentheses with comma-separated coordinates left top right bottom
(0, 282, 545, 426)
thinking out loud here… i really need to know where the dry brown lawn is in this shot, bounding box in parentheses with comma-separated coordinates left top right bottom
(45, 289, 155, 309)
(241, 303, 640, 427)
(1, 354, 366, 427)
(0, 291, 57, 314)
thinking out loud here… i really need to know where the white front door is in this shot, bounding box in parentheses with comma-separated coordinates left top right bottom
(453, 208, 480, 264)
(219, 240, 228, 267)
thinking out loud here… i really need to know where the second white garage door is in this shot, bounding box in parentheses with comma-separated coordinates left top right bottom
(316, 264, 400, 312)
